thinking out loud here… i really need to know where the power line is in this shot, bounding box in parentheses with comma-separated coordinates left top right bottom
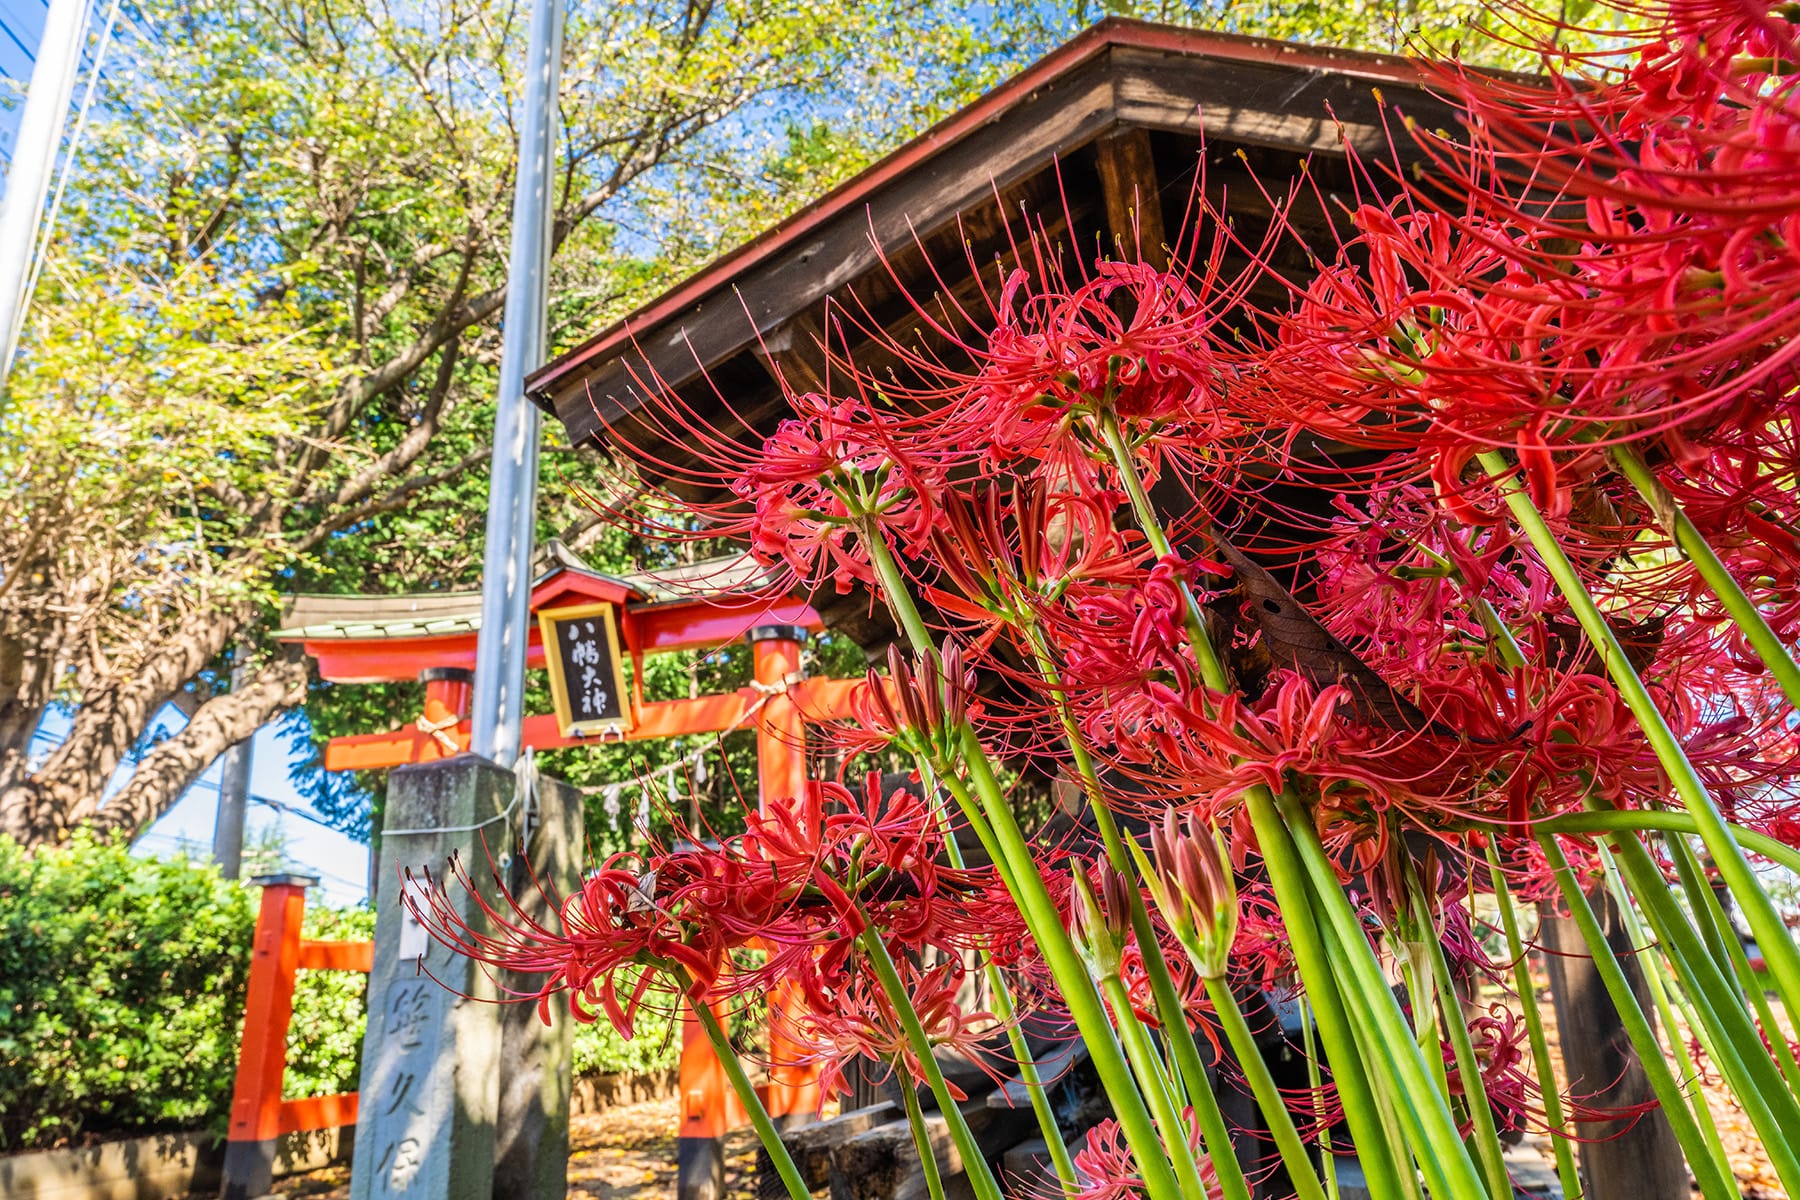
(0, 15, 34, 63)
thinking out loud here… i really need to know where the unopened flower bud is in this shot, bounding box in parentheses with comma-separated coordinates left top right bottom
(1133, 812, 1239, 979)
(1071, 860, 1133, 982)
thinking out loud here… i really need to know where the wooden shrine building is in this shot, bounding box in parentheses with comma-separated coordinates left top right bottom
(526, 16, 1462, 649)
(513, 18, 1483, 1200)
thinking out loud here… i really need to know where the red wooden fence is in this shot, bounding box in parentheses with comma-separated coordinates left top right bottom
(220, 874, 373, 1200)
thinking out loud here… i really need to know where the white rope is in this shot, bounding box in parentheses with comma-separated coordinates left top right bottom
(577, 671, 806, 829)
(415, 711, 461, 753)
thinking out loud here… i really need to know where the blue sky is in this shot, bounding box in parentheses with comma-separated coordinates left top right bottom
(28, 705, 372, 906)
(4, 1, 371, 905)
(0, 0, 49, 166)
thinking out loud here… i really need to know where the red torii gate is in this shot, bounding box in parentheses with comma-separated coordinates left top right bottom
(272, 548, 855, 1196)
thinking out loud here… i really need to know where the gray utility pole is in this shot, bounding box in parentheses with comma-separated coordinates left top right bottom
(211, 739, 253, 878)
(0, 0, 90, 391)
(469, 0, 564, 765)
(210, 655, 255, 879)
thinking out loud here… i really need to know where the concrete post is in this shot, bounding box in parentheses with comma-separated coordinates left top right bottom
(494, 772, 580, 1200)
(350, 757, 508, 1200)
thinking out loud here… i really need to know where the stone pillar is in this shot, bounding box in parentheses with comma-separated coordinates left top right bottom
(494, 772, 580, 1200)
(1540, 893, 1688, 1200)
(350, 757, 509, 1200)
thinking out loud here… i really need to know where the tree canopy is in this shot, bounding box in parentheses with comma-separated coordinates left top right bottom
(0, 0, 1522, 850)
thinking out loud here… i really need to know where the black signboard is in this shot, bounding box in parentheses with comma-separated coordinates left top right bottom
(538, 602, 633, 737)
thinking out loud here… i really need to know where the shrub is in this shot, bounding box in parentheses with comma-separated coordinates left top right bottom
(572, 1009, 679, 1077)
(285, 905, 376, 1099)
(0, 833, 255, 1150)
(0, 834, 661, 1152)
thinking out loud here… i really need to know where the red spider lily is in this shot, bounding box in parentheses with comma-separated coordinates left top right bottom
(1079, 671, 1443, 830)
(403, 852, 720, 1032)
(1070, 1110, 1224, 1200)
(1046, 553, 1225, 695)
(922, 478, 1147, 636)
(939, 258, 1247, 467)
(1446, 1005, 1536, 1135)
(778, 950, 1002, 1102)
(735, 391, 954, 594)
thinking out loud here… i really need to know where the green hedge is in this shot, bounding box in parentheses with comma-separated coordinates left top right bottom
(0, 834, 254, 1150)
(0, 835, 675, 1153)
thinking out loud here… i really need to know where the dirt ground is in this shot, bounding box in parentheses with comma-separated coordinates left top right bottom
(263, 1098, 764, 1200)
(261, 989, 1787, 1200)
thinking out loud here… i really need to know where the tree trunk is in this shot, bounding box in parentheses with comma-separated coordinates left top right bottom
(1539, 892, 1689, 1200)
(85, 653, 307, 842)
(0, 606, 258, 848)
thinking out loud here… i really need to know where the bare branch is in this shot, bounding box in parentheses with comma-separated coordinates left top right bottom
(292, 446, 490, 554)
(82, 653, 310, 843)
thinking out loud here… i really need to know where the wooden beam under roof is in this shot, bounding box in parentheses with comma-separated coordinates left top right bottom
(1096, 127, 1169, 269)
(528, 19, 1462, 455)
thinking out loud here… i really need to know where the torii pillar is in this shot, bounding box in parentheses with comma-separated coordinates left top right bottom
(751, 625, 822, 1133)
(675, 625, 820, 1200)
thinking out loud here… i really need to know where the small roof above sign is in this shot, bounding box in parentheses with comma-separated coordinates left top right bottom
(275, 542, 776, 642)
(274, 544, 818, 683)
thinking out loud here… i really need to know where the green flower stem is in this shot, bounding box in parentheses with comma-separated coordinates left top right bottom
(1540, 805, 1800, 1115)
(1097, 971, 1215, 1200)
(1537, 810, 1800, 874)
(1668, 834, 1800, 1097)
(918, 761, 1079, 1193)
(1611, 444, 1800, 711)
(1397, 940, 1448, 1098)
(1594, 845, 1736, 1181)
(1023, 629, 1248, 1200)
(954, 735, 1188, 1200)
(860, 929, 1008, 1200)
(1533, 835, 1739, 1200)
(898, 1064, 952, 1200)
(1482, 842, 1582, 1200)
(1096, 411, 1228, 692)
(1273, 789, 1493, 1200)
(1479, 449, 1800, 1026)
(864, 527, 939, 658)
(1242, 789, 1419, 1200)
(1203, 975, 1330, 1200)
(1303, 1000, 1346, 1200)
(690, 1001, 811, 1200)
(1305, 892, 1437, 1200)
(1587, 813, 1800, 1197)
(1298, 996, 1342, 1200)
(864, 528, 1182, 1200)
(926, 762, 1186, 1200)
(1099, 408, 1424, 1198)
(1663, 830, 1746, 983)
(984, 962, 1080, 1194)
(1418, 904, 1512, 1200)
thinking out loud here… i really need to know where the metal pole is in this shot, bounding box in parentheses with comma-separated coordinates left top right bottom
(212, 739, 252, 879)
(0, 0, 90, 392)
(470, 0, 563, 764)
(211, 655, 254, 879)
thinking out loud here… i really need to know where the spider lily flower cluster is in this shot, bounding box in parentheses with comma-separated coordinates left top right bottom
(408, 2, 1800, 1197)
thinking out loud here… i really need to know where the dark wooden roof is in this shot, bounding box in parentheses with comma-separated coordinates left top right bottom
(528, 17, 1458, 448)
(526, 17, 1464, 651)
